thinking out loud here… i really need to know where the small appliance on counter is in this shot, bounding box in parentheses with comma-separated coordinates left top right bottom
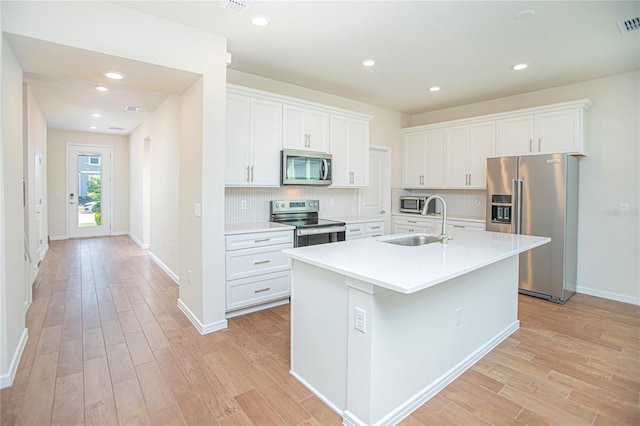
(270, 200, 345, 247)
(281, 150, 332, 186)
(400, 196, 437, 214)
(486, 153, 578, 304)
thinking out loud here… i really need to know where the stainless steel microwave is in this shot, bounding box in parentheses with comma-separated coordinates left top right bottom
(400, 196, 436, 214)
(281, 150, 332, 186)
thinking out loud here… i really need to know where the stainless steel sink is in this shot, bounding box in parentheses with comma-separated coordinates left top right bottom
(382, 235, 441, 246)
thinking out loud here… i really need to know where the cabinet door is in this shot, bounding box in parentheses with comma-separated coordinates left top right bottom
(468, 121, 495, 188)
(423, 128, 445, 188)
(306, 109, 330, 152)
(330, 115, 350, 186)
(348, 119, 369, 186)
(250, 99, 282, 186)
(225, 94, 251, 185)
(536, 108, 580, 154)
(444, 126, 469, 188)
(282, 104, 306, 150)
(497, 115, 534, 156)
(402, 132, 425, 188)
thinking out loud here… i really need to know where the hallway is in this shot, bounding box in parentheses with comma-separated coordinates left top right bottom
(1, 236, 638, 425)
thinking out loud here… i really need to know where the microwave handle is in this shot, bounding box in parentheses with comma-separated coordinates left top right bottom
(322, 158, 329, 180)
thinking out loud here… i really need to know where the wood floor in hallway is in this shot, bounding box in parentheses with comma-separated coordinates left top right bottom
(1, 236, 638, 425)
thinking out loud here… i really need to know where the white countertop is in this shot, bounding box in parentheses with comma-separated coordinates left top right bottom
(326, 216, 385, 224)
(283, 228, 550, 294)
(225, 222, 294, 235)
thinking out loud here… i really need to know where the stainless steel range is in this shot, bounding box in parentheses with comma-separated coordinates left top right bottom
(270, 200, 346, 247)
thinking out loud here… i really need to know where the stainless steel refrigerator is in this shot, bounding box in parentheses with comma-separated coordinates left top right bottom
(486, 153, 578, 303)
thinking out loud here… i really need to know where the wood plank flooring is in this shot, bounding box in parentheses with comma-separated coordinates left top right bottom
(1, 236, 638, 425)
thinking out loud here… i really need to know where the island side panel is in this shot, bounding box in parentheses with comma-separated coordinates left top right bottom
(366, 256, 520, 424)
(290, 260, 349, 414)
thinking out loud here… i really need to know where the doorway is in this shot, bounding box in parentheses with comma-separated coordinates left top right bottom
(360, 146, 391, 232)
(67, 144, 112, 238)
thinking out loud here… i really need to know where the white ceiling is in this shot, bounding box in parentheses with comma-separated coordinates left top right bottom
(7, 1, 640, 135)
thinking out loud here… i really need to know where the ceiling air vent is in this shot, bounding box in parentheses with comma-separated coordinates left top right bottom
(109, 126, 124, 131)
(618, 17, 640, 33)
(125, 106, 140, 112)
(219, 0, 249, 14)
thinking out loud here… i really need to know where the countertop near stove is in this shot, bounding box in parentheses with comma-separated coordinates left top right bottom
(224, 222, 294, 235)
(325, 216, 385, 224)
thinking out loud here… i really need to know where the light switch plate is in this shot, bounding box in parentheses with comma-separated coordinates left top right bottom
(355, 307, 366, 333)
(619, 203, 629, 215)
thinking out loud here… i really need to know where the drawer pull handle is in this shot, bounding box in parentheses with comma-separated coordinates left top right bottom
(408, 220, 417, 224)
(453, 225, 465, 228)
(254, 238, 271, 243)
(351, 228, 361, 232)
(369, 226, 381, 230)
(254, 287, 271, 294)
(254, 260, 271, 265)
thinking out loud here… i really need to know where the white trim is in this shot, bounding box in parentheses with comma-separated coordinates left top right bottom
(38, 243, 49, 262)
(110, 231, 128, 237)
(0, 328, 28, 389)
(148, 250, 179, 285)
(177, 298, 228, 335)
(128, 233, 150, 250)
(577, 286, 640, 306)
(225, 298, 289, 318)
(289, 370, 344, 417)
(49, 235, 67, 241)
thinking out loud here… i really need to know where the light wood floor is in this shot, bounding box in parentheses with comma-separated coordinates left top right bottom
(1, 236, 638, 425)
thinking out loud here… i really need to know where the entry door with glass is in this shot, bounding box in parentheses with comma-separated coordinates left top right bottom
(68, 144, 112, 238)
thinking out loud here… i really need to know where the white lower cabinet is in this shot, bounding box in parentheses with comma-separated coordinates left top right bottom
(225, 229, 293, 315)
(392, 216, 436, 234)
(345, 221, 384, 240)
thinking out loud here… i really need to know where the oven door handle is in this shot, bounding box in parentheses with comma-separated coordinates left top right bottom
(297, 225, 346, 236)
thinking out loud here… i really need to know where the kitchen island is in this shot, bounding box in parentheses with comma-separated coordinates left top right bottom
(282, 228, 549, 426)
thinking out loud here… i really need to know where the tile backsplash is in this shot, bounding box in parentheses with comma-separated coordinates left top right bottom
(225, 187, 361, 223)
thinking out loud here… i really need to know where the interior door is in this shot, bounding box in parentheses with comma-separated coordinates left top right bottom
(68, 144, 112, 238)
(360, 146, 390, 232)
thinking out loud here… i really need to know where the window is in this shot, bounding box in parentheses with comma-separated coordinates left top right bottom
(89, 156, 101, 165)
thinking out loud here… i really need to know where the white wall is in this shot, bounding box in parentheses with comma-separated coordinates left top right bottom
(0, 36, 28, 388)
(47, 130, 129, 239)
(227, 70, 409, 188)
(129, 95, 180, 278)
(410, 72, 640, 304)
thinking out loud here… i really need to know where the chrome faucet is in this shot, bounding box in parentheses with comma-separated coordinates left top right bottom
(421, 195, 448, 244)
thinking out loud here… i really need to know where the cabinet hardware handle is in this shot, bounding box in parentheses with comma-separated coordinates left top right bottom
(529, 138, 533, 153)
(254, 287, 271, 293)
(370, 234, 382, 238)
(254, 260, 271, 265)
(538, 138, 541, 151)
(453, 225, 465, 228)
(246, 166, 250, 182)
(351, 228, 361, 232)
(408, 220, 417, 224)
(250, 166, 254, 182)
(370, 226, 381, 230)
(254, 238, 271, 243)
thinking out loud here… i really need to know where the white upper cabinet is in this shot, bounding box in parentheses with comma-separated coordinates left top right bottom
(444, 121, 495, 189)
(283, 104, 330, 152)
(330, 115, 370, 187)
(497, 101, 590, 156)
(402, 128, 444, 189)
(225, 93, 282, 186)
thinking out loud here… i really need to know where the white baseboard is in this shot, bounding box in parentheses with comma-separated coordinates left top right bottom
(177, 298, 228, 335)
(308, 320, 519, 426)
(111, 231, 128, 236)
(289, 370, 344, 417)
(148, 251, 179, 285)
(577, 286, 640, 306)
(49, 235, 67, 241)
(128, 233, 150, 250)
(225, 298, 290, 318)
(0, 329, 28, 389)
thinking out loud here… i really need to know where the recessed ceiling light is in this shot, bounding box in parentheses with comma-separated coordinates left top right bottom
(89, 126, 98, 130)
(429, 86, 441, 92)
(92, 113, 102, 118)
(514, 9, 536, 20)
(362, 59, 376, 67)
(513, 63, 529, 71)
(104, 71, 125, 80)
(95, 85, 109, 92)
(251, 16, 269, 27)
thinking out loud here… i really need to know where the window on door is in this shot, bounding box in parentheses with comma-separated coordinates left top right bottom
(77, 154, 102, 228)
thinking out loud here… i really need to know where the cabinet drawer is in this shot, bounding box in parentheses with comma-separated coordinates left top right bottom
(226, 244, 291, 280)
(225, 230, 293, 251)
(227, 272, 290, 311)
(364, 222, 384, 235)
(393, 217, 436, 229)
(345, 223, 365, 239)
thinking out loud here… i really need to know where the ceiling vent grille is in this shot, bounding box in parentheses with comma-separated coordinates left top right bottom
(109, 126, 124, 131)
(219, 0, 249, 14)
(618, 17, 640, 33)
(125, 106, 140, 112)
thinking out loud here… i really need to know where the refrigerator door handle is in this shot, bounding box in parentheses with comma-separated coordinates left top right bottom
(514, 178, 524, 234)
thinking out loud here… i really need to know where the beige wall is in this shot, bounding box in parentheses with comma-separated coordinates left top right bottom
(227, 70, 409, 188)
(47, 130, 129, 239)
(410, 71, 640, 304)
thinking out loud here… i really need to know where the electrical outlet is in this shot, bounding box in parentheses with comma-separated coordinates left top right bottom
(355, 307, 366, 333)
(619, 203, 629, 215)
(241, 200, 247, 210)
(455, 307, 462, 326)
